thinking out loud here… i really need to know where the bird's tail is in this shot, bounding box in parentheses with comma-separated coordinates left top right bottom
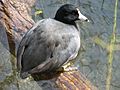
(20, 71, 29, 79)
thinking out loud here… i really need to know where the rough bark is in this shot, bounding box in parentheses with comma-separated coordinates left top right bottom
(0, 0, 97, 90)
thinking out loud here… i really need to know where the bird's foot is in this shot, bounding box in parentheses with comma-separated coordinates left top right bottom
(57, 62, 78, 72)
(62, 66, 78, 72)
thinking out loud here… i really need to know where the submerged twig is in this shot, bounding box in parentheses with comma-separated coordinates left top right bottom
(106, 0, 118, 90)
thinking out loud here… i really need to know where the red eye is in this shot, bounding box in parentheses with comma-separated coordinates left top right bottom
(72, 12, 76, 15)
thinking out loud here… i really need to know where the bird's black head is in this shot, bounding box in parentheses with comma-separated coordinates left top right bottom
(54, 4, 89, 25)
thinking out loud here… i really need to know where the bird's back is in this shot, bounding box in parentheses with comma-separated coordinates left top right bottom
(17, 18, 80, 76)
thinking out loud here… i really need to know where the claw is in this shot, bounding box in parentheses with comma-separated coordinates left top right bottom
(57, 62, 78, 72)
(62, 66, 78, 72)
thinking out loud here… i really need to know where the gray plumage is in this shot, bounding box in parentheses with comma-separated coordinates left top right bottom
(17, 4, 88, 79)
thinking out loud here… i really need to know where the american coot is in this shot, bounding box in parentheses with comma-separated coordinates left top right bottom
(17, 4, 89, 79)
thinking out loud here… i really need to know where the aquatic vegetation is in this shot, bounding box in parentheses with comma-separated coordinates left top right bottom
(106, 0, 118, 90)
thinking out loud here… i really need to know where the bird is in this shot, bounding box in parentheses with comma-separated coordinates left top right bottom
(17, 4, 89, 79)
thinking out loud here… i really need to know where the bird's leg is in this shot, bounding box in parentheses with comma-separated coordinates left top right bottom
(57, 62, 78, 72)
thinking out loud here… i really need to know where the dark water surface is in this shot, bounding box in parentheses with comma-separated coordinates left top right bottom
(0, 0, 120, 90)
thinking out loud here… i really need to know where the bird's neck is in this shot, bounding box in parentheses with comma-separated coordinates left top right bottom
(54, 18, 78, 29)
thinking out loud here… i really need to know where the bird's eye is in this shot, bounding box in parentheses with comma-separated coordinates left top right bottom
(72, 11, 78, 15)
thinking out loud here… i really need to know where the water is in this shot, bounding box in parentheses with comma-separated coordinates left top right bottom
(0, 0, 120, 90)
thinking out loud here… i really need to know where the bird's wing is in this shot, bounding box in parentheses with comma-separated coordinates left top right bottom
(17, 33, 29, 72)
(17, 20, 46, 72)
(17, 19, 80, 74)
